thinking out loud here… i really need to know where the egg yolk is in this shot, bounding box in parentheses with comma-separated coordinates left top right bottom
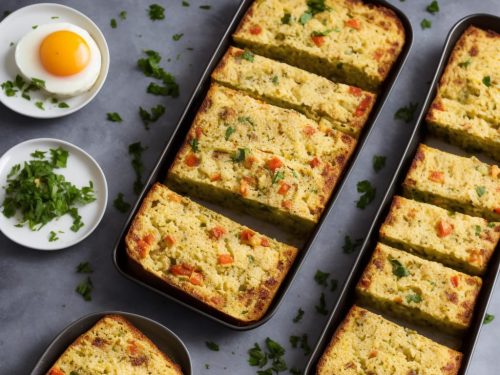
(39, 30, 90, 76)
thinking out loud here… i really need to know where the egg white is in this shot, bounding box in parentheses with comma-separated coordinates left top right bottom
(15, 22, 101, 97)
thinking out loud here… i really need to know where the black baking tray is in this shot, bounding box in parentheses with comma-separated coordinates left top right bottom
(31, 311, 192, 375)
(112, 0, 413, 330)
(305, 14, 500, 374)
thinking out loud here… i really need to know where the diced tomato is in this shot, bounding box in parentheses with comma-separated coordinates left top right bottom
(210, 226, 226, 240)
(373, 48, 384, 61)
(48, 369, 65, 375)
(450, 275, 459, 288)
(261, 238, 270, 247)
(369, 350, 378, 358)
(309, 157, 321, 168)
(185, 153, 200, 167)
(244, 156, 256, 169)
(345, 19, 361, 30)
(195, 126, 203, 139)
(282, 200, 292, 209)
(127, 341, 139, 355)
(210, 173, 222, 182)
(266, 157, 283, 172)
(354, 96, 371, 117)
(249, 25, 262, 35)
(278, 182, 291, 195)
(348, 86, 362, 97)
(429, 171, 444, 184)
(311, 35, 325, 47)
(436, 220, 453, 237)
(240, 229, 255, 243)
(164, 235, 176, 247)
(495, 208, 500, 214)
(303, 126, 316, 136)
(190, 271, 203, 285)
(143, 233, 155, 245)
(218, 253, 234, 265)
(170, 264, 193, 276)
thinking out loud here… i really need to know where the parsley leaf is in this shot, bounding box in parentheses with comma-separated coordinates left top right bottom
(281, 12, 292, 24)
(113, 193, 131, 213)
(48, 231, 59, 242)
(342, 235, 363, 254)
(315, 292, 328, 315)
(173, 33, 184, 41)
(58, 102, 69, 108)
(231, 148, 249, 163)
(35, 101, 45, 110)
(189, 138, 199, 153)
(394, 102, 418, 123)
(119, 10, 127, 20)
(199, 5, 211, 10)
(458, 59, 471, 68)
(248, 343, 268, 368)
(484, 313, 495, 324)
(390, 259, 409, 278)
(182, 1, 190, 6)
(272, 171, 285, 184)
(75, 277, 93, 301)
(148, 4, 165, 20)
(355, 180, 376, 209)
(128, 142, 147, 194)
(421, 18, 432, 29)
(110, 18, 117, 28)
(76, 262, 93, 274)
(293, 308, 304, 323)
(426, 1, 439, 14)
(138, 50, 179, 98)
(482, 76, 491, 87)
(206, 341, 219, 351)
(314, 269, 329, 286)
(476, 186, 486, 197)
(406, 293, 422, 303)
(372, 155, 386, 172)
(239, 49, 255, 62)
(107, 112, 122, 122)
(225, 126, 236, 140)
(139, 104, 166, 129)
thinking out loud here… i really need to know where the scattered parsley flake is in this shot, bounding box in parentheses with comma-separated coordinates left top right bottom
(113, 193, 131, 213)
(206, 341, 219, 351)
(35, 101, 45, 110)
(119, 10, 127, 20)
(271, 75, 279, 85)
(240, 49, 254, 62)
(232, 148, 249, 163)
(31, 150, 46, 159)
(138, 50, 179, 97)
(314, 269, 329, 287)
(421, 18, 432, 29)
(48, 231, 59, 242)
(110, 18, 117, 28)
(372, 155, 386, 172)
(107, 112, 122, 122)
(476, 186, 486, 197)
(484, 313, 495, 324)
(390, 259, 410, 278)
(293, 308, 304, 323)
(199, 5, 211, 10)
(426, 1, 439, 14)
(76, 262, 93, 274)
(129, 142, 147, 195)
(482, 76, 491, 87)
(139, 104, 166, 129)
(356, 180, 376, 209)
(58, 102, 69, 108)
(315, 292, 328, 315)
(32, 25, 38, 29)
(458, 59, 471, 68)
(173, 33, 184, 41)
(342, 235, 363, 254)
(75, 277, 93, 301)
(189, 138, 199, 153)
(406, 293, 422, 303)
(272, 171, 285, 184)
(182, 1, 190, 6)
(225, 126, 236, 140)
(51, 16, 59, 19)
(148, 4, 165, 20)
(394, 102, 418, 123)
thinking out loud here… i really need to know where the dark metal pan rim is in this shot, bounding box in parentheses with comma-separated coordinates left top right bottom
(304, 13, 500, 375)
(30, 310, 192, 375)
(111, 0, 413, 330)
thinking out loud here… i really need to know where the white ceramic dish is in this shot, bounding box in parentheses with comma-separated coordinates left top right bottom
(0, 138, 108, 250)
(0, 3, 110, 118)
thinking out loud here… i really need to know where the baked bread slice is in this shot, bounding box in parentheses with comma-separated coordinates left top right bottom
(125, 183, 298, 324)
(316, 306, 462, 375)
(46, 314, 182, 375)
(426, 26, 500, 160)
(380, 196, 500, 275)
(233, 0, 405, 91)
(402, 144, 500, 221)
(356, 243, 482, 332)
(212, 46, 376, 138)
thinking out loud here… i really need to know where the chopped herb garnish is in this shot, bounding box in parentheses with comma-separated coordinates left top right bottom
(189, 138, 199, 153)
(281, 12, 292, 24)
(484, 313, 495, 324)
(110, 18, 117, 28)
(488, 222, 496, 228)
(406, 293, 422, 303)
(342, 235, 363, 254)
(69, 207, 84, 232)
(482, 76, 491, 87)
(206, 341, 219, 351)
(248, 343, 268, 368)
(299, 11, 312, 25)
(225, 126, 236, 140)
(1, 148, 95, 231)
(458, 59, 471, 68)
(173, 33, 184, 41)
(75, 277, 93, 301)
(138, 50, 179, 97)
(106, 112, 122, 122)
(58, 102, 69, 108)
(293, 308, 304, 323)
(390, 258, 410, 278)
(148, 4, 165, 20)
(139, 104, 166, 129)
(314, 269, 329, 287)
(300, 0, 328, 25)
(426, 1, 439, 14)
(182, 1, 190, 6)
(113, 193, 131, 213)
(239, 49, 255, 62)
(199, 5, 211, 10)
(238, 116, 254, 126)
(355, 180, 376, 209)
(315, 292, 328, 315)
(476, 186, 486, 197)
(271, 75, 279, 85)
(76, 262, 93, 274)
(128, 142, 147, 195)
(394, 102, 418, 123)
(248, 338, 287, 373)
(421, 18, 432, 29)
(290, 335, 300, 348)
(272, 171, 285, 184)
(330, 278, 338, 292)
(31, 77, 45, 89)
(119, 10, 127, 20)
(48, 231, 59, 242)
(31, 150, 46, 159)
(35, 101, 45, 110)
(1, 80, 16, 96)
(311, 29, 335, 37)
(32, 25, 38, 29)
(290, 368, 302, 375)
(51, 16, 59, 19)
(372, 155, 386, 172)
(231, 148, 249, 163)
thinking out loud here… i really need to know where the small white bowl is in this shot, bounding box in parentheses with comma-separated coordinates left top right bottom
(0, 138, 108, 250)
(0, 3, 110, 118)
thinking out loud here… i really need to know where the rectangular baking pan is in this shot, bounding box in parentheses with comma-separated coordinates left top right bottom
(305, 13, 500, 373)
(112, 0, 413, 330)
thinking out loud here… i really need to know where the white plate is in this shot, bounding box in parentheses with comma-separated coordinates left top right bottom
(0, 3, 110, 118)
(0, 138, 108, 250)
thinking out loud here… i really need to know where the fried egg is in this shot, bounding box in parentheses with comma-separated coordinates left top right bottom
(15, 23, 101, 97)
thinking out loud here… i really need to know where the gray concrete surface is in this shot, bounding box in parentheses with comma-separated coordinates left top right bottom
(0, 0, 498, 374)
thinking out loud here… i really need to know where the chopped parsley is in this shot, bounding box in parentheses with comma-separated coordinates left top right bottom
(406, 293, 422, 303)
(231, 148, 249, 163)
(271, 75, 279, 85)
(390, 259, 410, 278)
(458, 59, 471, 68)
(189, 138, 199, 153)
(205, 341, 219, 351)
(482, 76, 491, 87)
(128, 142, 147, 195)
(75, 276, 93, 301)
(137, 50, 179, 97)
(106, 112, 122, 122)
(225, 126, 236, 140)
(299, 0, 328, 25)
(1, 80, 16, 96)
(426, 1, 439, 14)
(48, 231, 59, 242)
(182, 1, 190, 6)
(32, 25, 38, 29)
(35, 101, 45, 110)
(239, 49, 255, 62)
(314, 269, 329, 287)
(148, 4, 165, 20)
(289, 334, 311, 355)
(476, 186, 486, 197)
(119, 10, 127, 20)
(299, 12, 312, 25)
(1, 148, 95, 232)
(372, 155, 386, 172)
(290, 368, 302, 375)
(293, 308, 304, 323)
(475, 225, 482, 237)
(248, 338, 287, 374)
(421, 18, 432, 29)
(281, 12, 292, 24)
(76, 262, 93, 274)
(238, 116, 254, 126)
(31, 150, 46, 159)
(315, 292, 328, 315)
(272, 171, 285, 184)
(110, 18, 117, 28)
(139, 104, 166, 129)
(355, 180, 376, 209)
(58, 102, 69, 108)
(31, 77, 45, 89)
(113, 193, 131, 213)
(484, 313, 495, 324)
(248, 343, 268, 368)
(394, 102, 418, 123)
(311, 29, 336, 37)
(173, 33, 184, 41)
(342, 235, 363, 254)
(199, 5, 211, 10)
